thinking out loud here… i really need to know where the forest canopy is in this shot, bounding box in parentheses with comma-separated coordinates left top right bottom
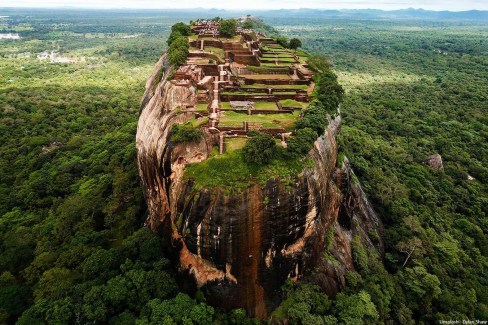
(0, 8, 486, 325)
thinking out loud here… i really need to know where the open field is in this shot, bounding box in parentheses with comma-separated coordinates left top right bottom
(240, 83, 309, 90)
(240, 74, 291, 80)
(218, 110, 299, 129)
(224, 137, 247, 152)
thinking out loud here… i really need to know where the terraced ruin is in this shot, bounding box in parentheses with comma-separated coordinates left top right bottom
(171, 19, 314, 156)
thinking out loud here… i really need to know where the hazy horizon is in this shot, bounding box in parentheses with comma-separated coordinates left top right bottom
(1, 0, 487, 11)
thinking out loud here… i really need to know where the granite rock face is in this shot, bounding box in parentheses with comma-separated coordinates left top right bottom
(136, 57, 383, 318)
(424, 153, 444, 170)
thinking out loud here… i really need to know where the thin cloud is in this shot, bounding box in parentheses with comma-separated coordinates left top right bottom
(1, 0, 487, 10)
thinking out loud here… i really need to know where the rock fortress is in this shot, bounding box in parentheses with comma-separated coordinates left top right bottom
(136, 17, 383, 319)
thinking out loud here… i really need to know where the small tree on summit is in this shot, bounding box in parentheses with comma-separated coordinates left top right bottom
(167, 22, 191, 46)
(171, 22, 191, 36)
(289, 38, 302, 50)
(276, 36, 289, 48)
(219, 19, 237, 38)
(243, 132, 276, 165)
(168, 36, 190, 67)
(242, 19, 253, 29)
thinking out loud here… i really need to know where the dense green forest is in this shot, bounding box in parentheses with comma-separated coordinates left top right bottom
(0, 9, 487, 324)
(272, 16, 488, 323)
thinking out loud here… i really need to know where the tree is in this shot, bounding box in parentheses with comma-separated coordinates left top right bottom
(242, 19, 253, 29)
(0, 272, 30, 321)
(168, 36, 190, 67)
(83, 285, 108, 321)
(220, 19, 237, 38)
(167, 31, 182, 47)
(294, 102, 328, 135)
(140, 293, 215, 324)
(168, 22, 191, 46)
(243, 132, 276, 165)
(399, 266, 441, 311)
(396, 237, 425, 267)
(171, 22, 191, 36)
(289, 38, 302, 50)
(334, 291, 379, 325)
(82, 249, 117, 280)
(287, 128, 318, 156)
(276, 36, 289, 48)
(170, 123, 202, 143)
(307, 54, 332, 72)
(34, 268, 74, 300)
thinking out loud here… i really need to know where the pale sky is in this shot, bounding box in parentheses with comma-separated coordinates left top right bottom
(1, 0, 487, 11)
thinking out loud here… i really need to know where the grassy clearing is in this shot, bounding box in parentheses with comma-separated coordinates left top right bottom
(220, 102, 232, 109)
(262, 54, 295, 59)
(222, 91, 296, 96)
(224, 137, 247, 152)
(196, 103, 209, 111)
(218, 110, 299, 129)
(190, 117, 208, 127)
(220, 101, 279, 110)
(260, 57, 297, 63)
(253, 102, 280, 109)
(247, 66, 290, 74)
(184, 147, 312, 191)
(204, 46, 225, 60)
(241, 84, 309, 90)
(280, 99, 309, 108)
(260, 63, 293, 68)
(241, 74, 291, 80)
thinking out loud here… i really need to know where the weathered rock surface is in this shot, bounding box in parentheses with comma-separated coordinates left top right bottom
(136, 57, 383, 319)
(424, 153, 443, 170)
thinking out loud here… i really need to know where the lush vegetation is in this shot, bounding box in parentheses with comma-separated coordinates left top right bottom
(288, 38, 302, 50)
(274, 36, 302, 50)
(242, 132, 276, 165)
(167, 22, 191, 67)
(170, 123, 203, 143)
(272, 282, 379, 324)
(184, 147, 311, 192)
(0, 10, 255, 324)
(271, 14, 488, 324)
(276, 36, 289, 48)
(219, 19, 237, 38)
(0, 8, 487, 324)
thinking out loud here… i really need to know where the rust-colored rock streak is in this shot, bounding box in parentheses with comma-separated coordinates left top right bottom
(136, 57, 384, 319)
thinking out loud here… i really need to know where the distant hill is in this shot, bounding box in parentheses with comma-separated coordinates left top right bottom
(246, 8, 488, 21)
(0, 7, 486, 21)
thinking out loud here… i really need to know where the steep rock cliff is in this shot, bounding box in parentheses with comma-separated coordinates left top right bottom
(136, 57, 383, 319)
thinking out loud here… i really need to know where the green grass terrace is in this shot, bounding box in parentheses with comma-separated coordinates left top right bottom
(239, 84, 309, 90)
(279, 99, 309, 109)
(220, 101, 281, 110)
(217, 110, 300, 130)
(183, 146, 312, 191)
(240, 74, 291, 80)
(221, 91, 297, 96)
(260, 57, 297, 63)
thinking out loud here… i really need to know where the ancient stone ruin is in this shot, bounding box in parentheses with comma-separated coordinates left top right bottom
(169, 19, 314, 147)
